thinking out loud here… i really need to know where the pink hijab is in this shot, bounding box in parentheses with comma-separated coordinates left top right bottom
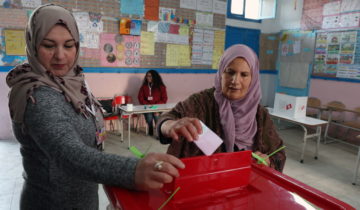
(214, 44, 261, 152)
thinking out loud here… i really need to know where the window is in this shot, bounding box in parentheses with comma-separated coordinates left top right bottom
(227, 0, 277, 21)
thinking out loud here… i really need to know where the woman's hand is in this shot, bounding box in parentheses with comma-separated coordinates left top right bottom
(134, 153, 185, 191)
(253, 151, 270, 166)
(161, 118, 202, 142)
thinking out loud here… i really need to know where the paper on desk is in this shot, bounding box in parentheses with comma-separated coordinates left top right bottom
(194, 121, 223, 156)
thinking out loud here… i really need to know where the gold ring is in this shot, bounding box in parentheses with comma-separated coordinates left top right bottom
(154, 161, 164, 171)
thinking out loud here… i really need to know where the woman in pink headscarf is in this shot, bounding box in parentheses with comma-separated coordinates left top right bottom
(157, 44, 286, 172)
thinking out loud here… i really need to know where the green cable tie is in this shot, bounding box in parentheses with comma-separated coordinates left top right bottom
(129, 146, 145, 158)
(158, 187, 181, 210)
(252, 152, 268, 166)
(268, 145, 286, 158)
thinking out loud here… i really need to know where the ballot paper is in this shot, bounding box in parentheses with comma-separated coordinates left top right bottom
(194, 121, 223, 156)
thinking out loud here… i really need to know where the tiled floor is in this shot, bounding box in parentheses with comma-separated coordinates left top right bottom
(1, 126, 360, 209)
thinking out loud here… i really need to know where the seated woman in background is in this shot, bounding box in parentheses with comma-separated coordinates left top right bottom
(6, 5, 184, 209)
(138, 70, 168, 136)
(157, 44, 286, 172)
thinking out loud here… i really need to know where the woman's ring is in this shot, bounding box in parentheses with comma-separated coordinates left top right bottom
(154, 161, 164, 171)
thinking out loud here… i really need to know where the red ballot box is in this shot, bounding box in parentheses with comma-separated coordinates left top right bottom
(104, 151, 355, 210)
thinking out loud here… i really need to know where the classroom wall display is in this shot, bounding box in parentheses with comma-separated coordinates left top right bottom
(312, 30, 360, 80)
(278, 31, 316, 89)
(259, 33, 279, 71)
(301, 0, 360, 30)
(0, 0, 226, 70)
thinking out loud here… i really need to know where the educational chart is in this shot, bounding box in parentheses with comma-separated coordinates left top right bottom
(313, 30, 360, 80)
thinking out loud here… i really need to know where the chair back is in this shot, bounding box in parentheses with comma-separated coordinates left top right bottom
(323, 101, 346, 122)
(326, 101, 345, 111)
(114, 95, 126, 106)
(307, 97, 321, 108)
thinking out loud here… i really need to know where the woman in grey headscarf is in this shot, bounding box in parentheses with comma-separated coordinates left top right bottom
(7, 4, 184, 210)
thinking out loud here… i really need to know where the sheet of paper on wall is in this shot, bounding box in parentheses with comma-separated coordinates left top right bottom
(340, 0, 360, 13)
(21, 0, 41, 8)
(194, 121, 223, 156)
(166, 44, 190, 66)
(140, 31, 155, 55)
(196, 12, 213, 27)
(156, 33, 189, 45)
(213, 0, 226, 15)
(147, 21, 158, 32)
(322, 15, 340, 29)
(197, 0, 213, 13)
(4, 30, 26, 55)
(322, 1, 340, 16)
(180, 0, 197, 10)
(212, 30, 225, 69)
(340, 13, 360, 28)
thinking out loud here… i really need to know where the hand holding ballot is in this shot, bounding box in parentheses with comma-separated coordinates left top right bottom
(161, 117, 203, 142)
(161, 118, 223, 156)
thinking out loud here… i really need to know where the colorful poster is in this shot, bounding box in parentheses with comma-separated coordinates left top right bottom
(120, 18, 131, 35)
(119, 35, 141, 67)
(159, 7, 175, 21)
(100, 33, 119, 67)
(140, 31, 154, 55)
(121, 0, 144, 16)
(130, 20, 142, 36)
(4, 30, 26, 55)
(144, 0, 159, 20)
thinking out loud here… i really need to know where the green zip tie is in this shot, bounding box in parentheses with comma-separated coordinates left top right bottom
(268, 145, 286, 158)
(158, 187, 181, 210)
(252, 152, 268, 166)
(129, 146, 145, 158)
(252, 145, 286, 166)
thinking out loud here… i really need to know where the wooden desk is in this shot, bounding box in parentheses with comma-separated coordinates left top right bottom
(267, 108, 328, 163)
(119, 103, 176, 148)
